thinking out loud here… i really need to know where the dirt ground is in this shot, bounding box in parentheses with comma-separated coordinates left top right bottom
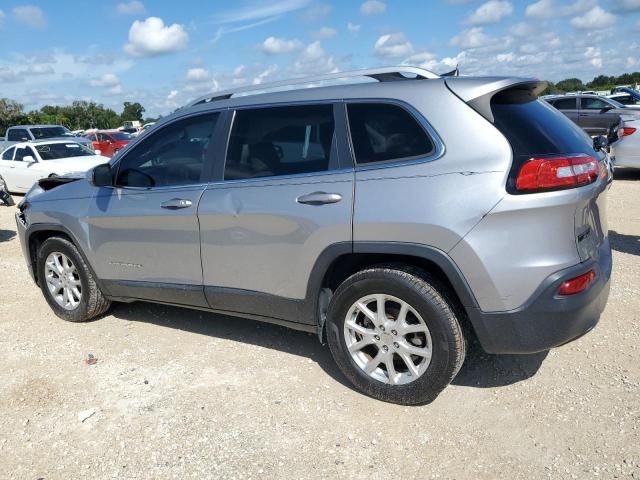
(0, 172, 638, 480)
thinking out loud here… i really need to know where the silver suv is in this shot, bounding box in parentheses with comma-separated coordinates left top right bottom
(15, 67, 612, 405)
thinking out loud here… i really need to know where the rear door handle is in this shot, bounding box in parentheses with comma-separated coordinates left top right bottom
(161, 198, 193, 209)
(297, 191, 342, 206)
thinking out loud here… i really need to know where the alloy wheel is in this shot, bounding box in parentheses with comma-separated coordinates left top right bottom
(44, 252, 82, 310)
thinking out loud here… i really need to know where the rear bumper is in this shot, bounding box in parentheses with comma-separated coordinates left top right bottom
(469, 238, 612, 354)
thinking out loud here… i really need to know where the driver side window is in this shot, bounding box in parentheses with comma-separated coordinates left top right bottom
(115, 113, 219, 188)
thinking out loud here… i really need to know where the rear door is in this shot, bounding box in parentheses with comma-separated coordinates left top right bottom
(579, 97, 620, 135)
(198, 103, 353, 323)
(85, 112, 222, 307)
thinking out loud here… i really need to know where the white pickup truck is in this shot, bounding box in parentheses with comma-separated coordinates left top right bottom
(0, 125, 93, 151)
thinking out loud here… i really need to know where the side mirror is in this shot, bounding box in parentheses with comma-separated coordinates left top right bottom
(601, 105, 614, 112)
(89, 163, 113, 187)
(593, 135, 608, 152)
(22, 155, 36, 163)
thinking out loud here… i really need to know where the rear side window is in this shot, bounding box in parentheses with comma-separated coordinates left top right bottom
(14, 146, 36, 161)
(551, 98, 577, 110)
(225, 104, 334, 181)
(491, 90, 600, 192)
(7, 129, 29, 141)
(347, 103, 434, 164)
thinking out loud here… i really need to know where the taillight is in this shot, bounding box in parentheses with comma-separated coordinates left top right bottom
(515, 154, 599, 193)
(557, 270, 596, 296)
(618, 126, 636, 137)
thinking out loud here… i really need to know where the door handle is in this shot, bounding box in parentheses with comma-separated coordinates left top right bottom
(161, 198, 193, 209)
(297, 191, 342, 205)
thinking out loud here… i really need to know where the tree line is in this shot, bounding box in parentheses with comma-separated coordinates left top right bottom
(0, 98, 158, 136)
(542, 71, 640, 95)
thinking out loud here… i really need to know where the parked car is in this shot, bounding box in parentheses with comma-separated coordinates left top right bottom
(14, 67, 612, 405)
(0, 140, 109, 193)
(610, 119, 640, 168)
(1, 125, 93, 150)
(85, 130, 132, 157)
(608, 88, 640, 107)
(0, 174, 14, 206)
(544, 94, 640, 135)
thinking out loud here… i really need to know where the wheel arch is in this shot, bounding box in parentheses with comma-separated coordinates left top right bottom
(310, 242, 480, 343)
(26, 224, 107, 294)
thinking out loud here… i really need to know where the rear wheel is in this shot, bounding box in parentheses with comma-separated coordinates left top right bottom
(326, 266, 466, 405)
(37, 237, 111, 322)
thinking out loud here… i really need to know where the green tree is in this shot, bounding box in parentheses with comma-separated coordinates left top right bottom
(121, 102, 145, 122)
(0, 98, 25, 136)
(554, 78, 586, 93)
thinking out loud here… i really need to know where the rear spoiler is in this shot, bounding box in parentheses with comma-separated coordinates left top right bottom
(445, 77, 547, 123)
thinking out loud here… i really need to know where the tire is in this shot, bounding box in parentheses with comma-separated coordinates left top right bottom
(36, 236, 111, 322)
(326, 266, 466, 405)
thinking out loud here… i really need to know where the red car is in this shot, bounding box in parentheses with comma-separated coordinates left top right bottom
(85, 130, 132, 157)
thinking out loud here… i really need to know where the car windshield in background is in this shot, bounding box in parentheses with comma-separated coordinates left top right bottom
(35, 143, 95, 160)
(605, 98, 625, 108)
(31, 127, 75, 139)
(110, 132, 132, 140)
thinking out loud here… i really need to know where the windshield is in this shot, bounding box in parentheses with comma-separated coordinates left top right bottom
(35, 143, 95, 160)
(31, 126, 75, 139)
(109, 132, 132, 141)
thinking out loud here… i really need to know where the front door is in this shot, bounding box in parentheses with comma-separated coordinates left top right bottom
(86, 112, 222, 307)
(198, 104, 353, 324)
(579, 97, 620, 135)
(12, 145, 41, 192)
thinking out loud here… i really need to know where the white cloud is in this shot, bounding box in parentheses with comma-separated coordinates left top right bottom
(450, 27, 489, 48)
(261, 36, 303, 54)
(252, 64, 278, 85)
(509, 21, 534, 36)
(89, 73, 120, 87)
(167, 90, 179, 100)
(467, 0, 513, 25)
(0, 10, 5, 26)
(360, 0, 386, 15)
(526, 0, 597, 18)
(347, 22, 361, 33)
(314, 26, 337, 39)
(570, 6, 616, 29)
(584, 46, 602, 68)
(22, 64, 54, 75)
(611, 0, 640, 11)
(124, 17, 189, 57)
(13, 5, 46, 29)
(374, 33, 414, 58)
(294, 41, 338, 73)
(186, 68, 210, 82)
(116, 1, 145, 15)
(108, 85, 123, 95)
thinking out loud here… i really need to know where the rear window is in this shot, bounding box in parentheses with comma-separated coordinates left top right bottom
(491, 90, 601, 192)
(347, 103, 434, 164)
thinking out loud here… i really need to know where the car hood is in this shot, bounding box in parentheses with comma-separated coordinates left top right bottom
(45, 155, 110, 173)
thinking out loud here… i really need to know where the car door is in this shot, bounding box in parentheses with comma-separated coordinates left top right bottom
(0, 147, 18, 189)
(85, 112, 222, 307)
(12, 145, 42, 192)
(198, 104, 353, 324)
(579, 97, 619, 135)
(87, 133, 101, 153)
(98, 133, 115, 157)
(550, 97, 579, 126)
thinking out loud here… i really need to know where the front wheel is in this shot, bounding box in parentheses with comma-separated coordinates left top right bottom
(326, 266, 466, 405)
(37, 237, 111, 322)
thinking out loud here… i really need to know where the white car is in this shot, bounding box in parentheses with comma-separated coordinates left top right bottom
(0, 140, 109, 193)
(610, 119, 640, 169)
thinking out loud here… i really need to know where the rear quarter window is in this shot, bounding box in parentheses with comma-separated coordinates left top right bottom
(347, 103, 434, 164)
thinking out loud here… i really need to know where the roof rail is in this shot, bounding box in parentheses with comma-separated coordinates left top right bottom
(188, 66, 439, 107)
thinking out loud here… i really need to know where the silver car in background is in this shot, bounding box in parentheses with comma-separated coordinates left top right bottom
(14, 67, 612, 404)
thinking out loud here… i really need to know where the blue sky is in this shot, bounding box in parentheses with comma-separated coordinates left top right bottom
(1, 0, 639, 116)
